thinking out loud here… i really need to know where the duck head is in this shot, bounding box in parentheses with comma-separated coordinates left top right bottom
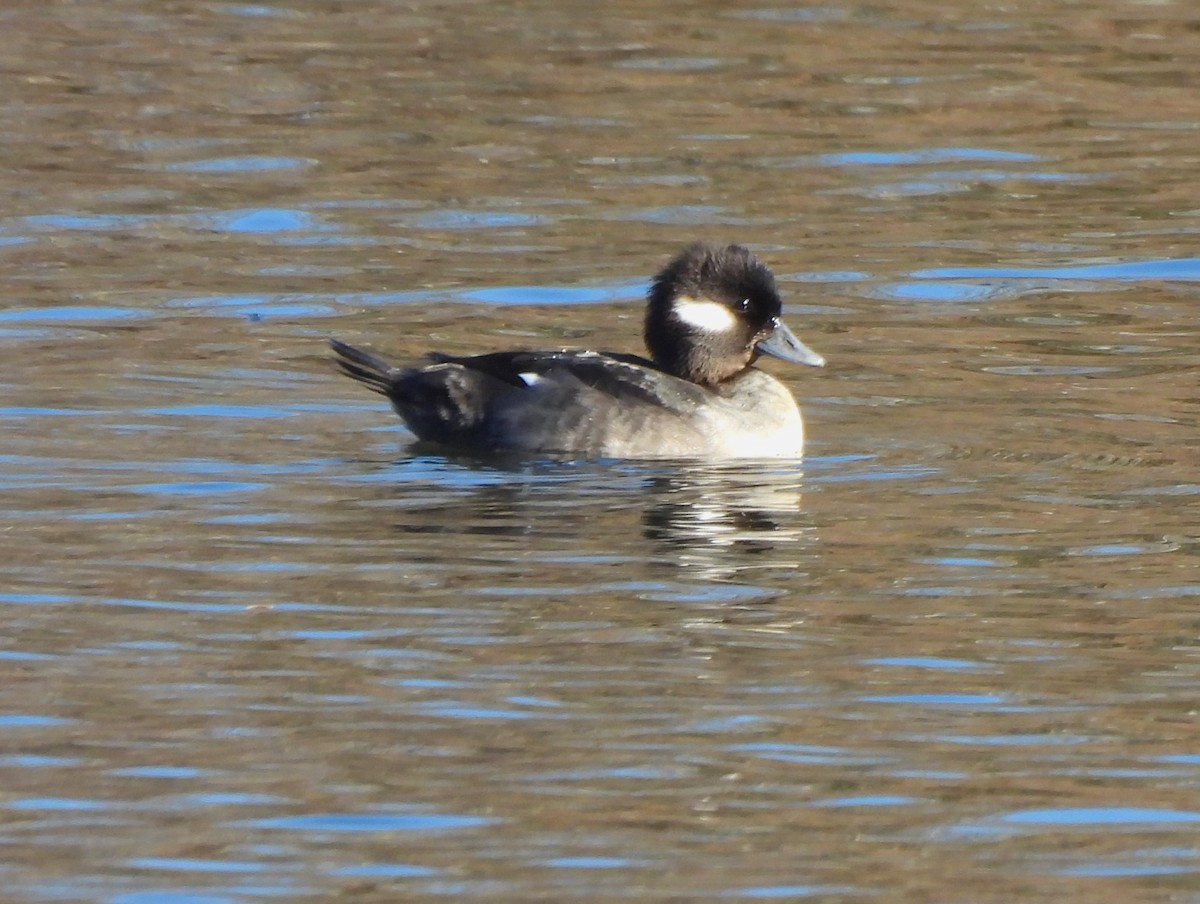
(644, 243, 825, 386)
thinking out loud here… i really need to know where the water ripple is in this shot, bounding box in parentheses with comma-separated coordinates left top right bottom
(914, 257, 1200, 281)
(240, 812, 498, 833)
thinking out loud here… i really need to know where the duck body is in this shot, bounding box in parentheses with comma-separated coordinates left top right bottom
(330, 243, 824, 460)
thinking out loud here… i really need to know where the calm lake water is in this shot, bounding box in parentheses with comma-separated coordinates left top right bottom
(2, 0, 1199, 901)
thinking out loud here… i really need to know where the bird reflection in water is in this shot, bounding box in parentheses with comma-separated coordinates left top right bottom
(639, 462, 814, 577)
(372, 455, 815, 585)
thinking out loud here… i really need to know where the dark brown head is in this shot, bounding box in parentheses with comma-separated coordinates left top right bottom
(643, 243, 824, 385)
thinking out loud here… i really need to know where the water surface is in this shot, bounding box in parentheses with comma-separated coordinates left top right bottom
(2, 0, 1199, 901)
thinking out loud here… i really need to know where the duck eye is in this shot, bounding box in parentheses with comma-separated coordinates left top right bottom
(737, 298, 751, 313)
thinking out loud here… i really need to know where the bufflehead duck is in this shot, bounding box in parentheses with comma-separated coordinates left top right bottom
(329, 243, 825, 459)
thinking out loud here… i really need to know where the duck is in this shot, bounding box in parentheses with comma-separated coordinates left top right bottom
(329, 243, 825, 459)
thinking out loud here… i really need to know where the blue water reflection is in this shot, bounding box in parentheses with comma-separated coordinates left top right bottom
(242, 812, 498, 832)
(1002, 808, 1200, 826)
(213, 208, 316, 233)
(914, 258, 1200, 281)
(759, 147, 1039, 168)
(163, 156, 313, 173)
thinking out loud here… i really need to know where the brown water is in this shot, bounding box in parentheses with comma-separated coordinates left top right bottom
(2, 1, 1199, 901)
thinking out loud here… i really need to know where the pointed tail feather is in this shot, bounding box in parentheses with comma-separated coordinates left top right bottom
(329, 338, 397, 395)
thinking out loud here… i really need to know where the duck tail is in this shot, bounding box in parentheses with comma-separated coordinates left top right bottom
(328, 338, 396, 395)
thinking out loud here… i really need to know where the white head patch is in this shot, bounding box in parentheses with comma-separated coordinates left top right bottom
(671, 295, 739, 333)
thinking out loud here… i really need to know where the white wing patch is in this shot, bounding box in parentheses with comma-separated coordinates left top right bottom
(672, 295, 738, 333)
(518, 372, 542, 387)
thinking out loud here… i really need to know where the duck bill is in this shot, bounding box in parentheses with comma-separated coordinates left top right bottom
(757, 319, 825, 367)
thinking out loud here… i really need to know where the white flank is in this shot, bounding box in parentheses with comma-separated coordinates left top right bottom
(518, 372, 542, 386)
(672, 295, 738, 333)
